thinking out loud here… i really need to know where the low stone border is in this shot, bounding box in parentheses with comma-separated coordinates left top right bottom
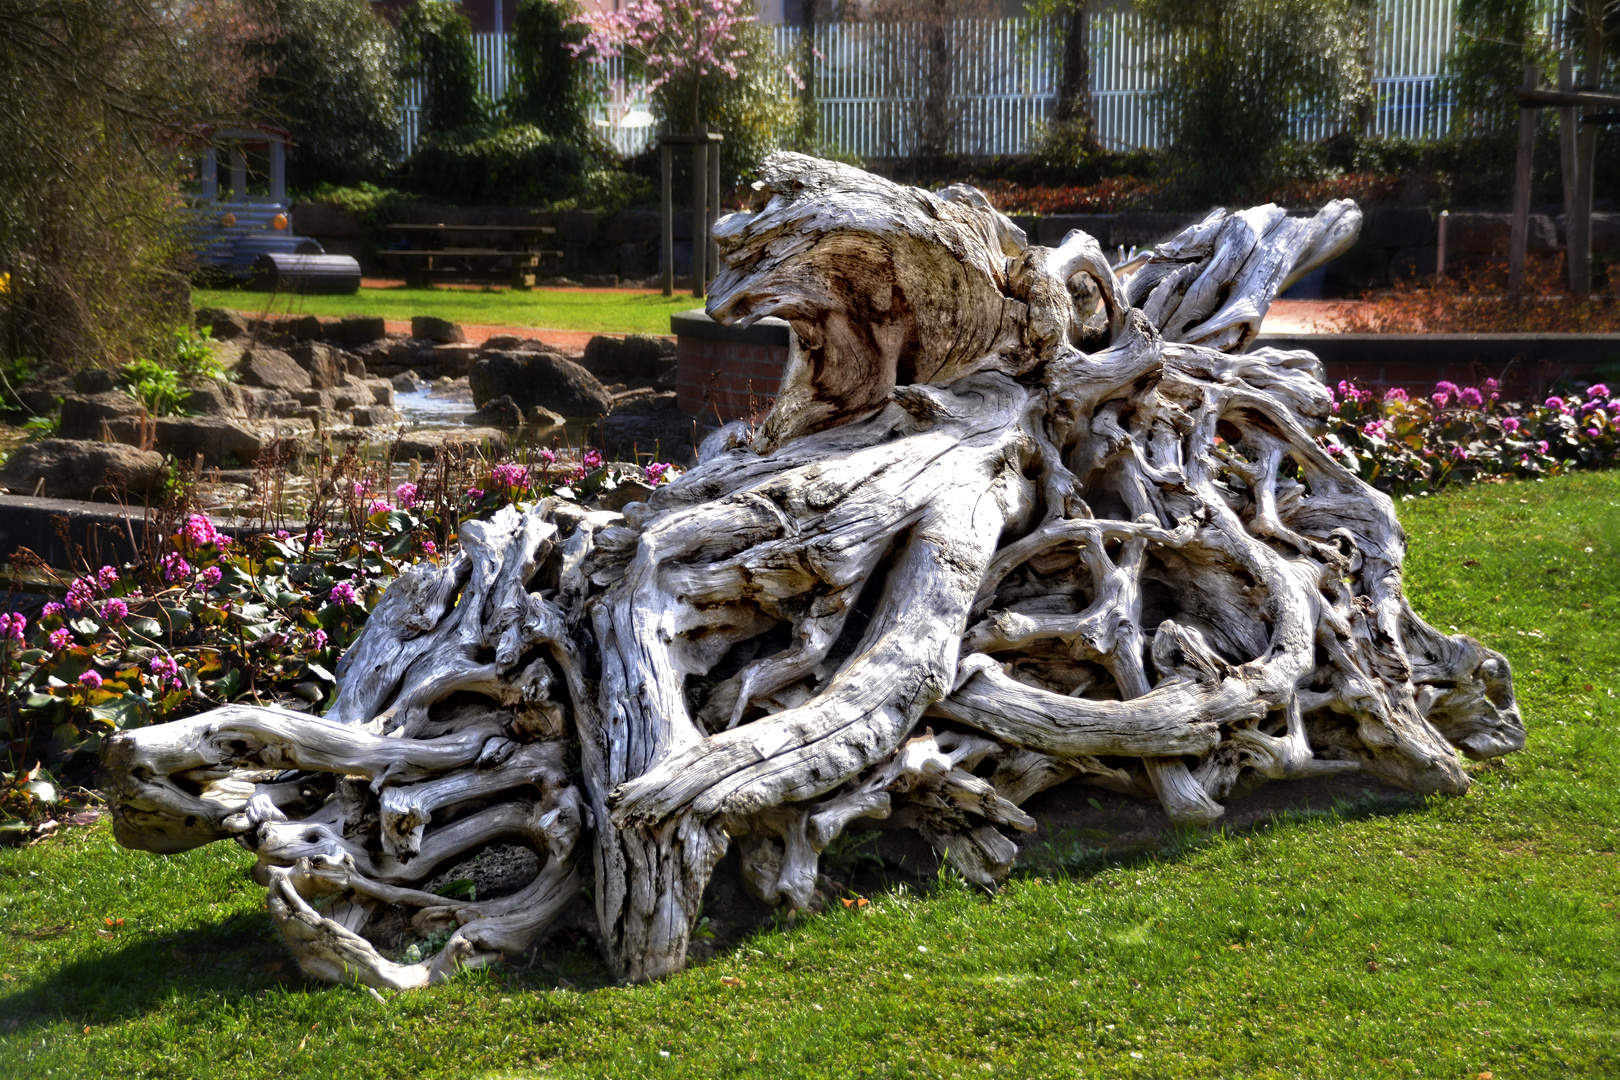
(673, 309, 1619, 419)
(0, 494, 295, 568)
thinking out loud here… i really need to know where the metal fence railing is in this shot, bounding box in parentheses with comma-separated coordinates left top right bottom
(394, 3, 1560, 161)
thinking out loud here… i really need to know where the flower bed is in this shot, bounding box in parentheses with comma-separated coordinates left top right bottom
(0, 451, 679, 821)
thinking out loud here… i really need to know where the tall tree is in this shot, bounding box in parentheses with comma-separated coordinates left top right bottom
(400, 0, 487, 134)
(254, 0, 403, 190)
(506, 0, 597, 145)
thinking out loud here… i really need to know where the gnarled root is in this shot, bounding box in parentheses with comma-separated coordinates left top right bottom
(102, 153, 1524, 985)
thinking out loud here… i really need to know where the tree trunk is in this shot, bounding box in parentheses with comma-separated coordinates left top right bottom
(103, 154, 1526, 988)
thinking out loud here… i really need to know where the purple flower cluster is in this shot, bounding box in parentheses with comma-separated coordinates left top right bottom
(148, 655, 182, 689)
(182, 513, 229, 551)
(79, 669, 102, 689)
(48, 627, 72, 650)
(490, 463, 530, 490)
(328, 581, 358, 607)
(100, 598, 128, 622)
(2, 612, 25, 643)
(199, 566, 222, 589)
(644, 461, 672, 485)
(395, 482, 420, 510)
(161, 552, 192, 583)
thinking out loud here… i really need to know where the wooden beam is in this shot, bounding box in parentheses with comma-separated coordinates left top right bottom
(1508, 67, 1539, 297)
(1516, 88, 1620, 109)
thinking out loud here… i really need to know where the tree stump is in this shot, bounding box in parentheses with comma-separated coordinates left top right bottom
(102, 153, 1526, 988)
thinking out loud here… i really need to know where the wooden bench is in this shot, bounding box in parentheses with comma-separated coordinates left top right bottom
(380, 224, 562, 290)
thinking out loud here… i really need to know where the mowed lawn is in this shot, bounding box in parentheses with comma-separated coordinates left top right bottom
(1, 471, 1616, 1079)
(192, 286, 700, 336)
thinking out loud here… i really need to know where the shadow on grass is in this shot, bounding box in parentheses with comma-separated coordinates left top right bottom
(1, 777, 1431, 1031)
(0, 908, 293, 1033)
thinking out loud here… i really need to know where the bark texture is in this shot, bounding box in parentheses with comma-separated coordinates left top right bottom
(103, 153, 1525, 988)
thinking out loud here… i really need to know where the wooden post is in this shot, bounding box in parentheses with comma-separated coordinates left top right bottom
(200, 146, 218, 202)
(1436, 210, 1448, 282)
(692, 138, 707, 298)
(229, 144, 247, 202)
(269, 139, 285, 205)
(1559, 52, 1577, 292)
(1571, 97, 1597, 298)
(660, 136, 673, 297)
(707, 130, 721, 287)
(1508, 66, 1539, 298)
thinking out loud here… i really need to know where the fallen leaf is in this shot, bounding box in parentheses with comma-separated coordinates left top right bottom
(1229, 943, 1243, 951)
(104, 918, 123, 928)
(840, 897, 855, 908)
(720, 976, 744, 988)
(296, 1036, 307, 1052)
(855, 897, 869, 908)
(0, 974, 15, 982)
(83, 1026, 90, 1035)
(171, 949, 189, 962)
(1366, 960, 1380, 972)
(1478, 1073, 1493, 1079)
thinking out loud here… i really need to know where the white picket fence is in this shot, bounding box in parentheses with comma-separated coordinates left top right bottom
(396, 1, 1540, 160)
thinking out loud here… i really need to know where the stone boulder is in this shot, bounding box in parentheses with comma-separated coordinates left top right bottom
(599, 391, 694, 462)
(289, 342, 352, 390)
(236, 347, 313, 392)
(72, 368, 119, 394)
(469, 351, 612, 417)
(582, 334, 674, 380)
(469, 394, 523, 428)
(57, 391, 144, 440)
(0, 439, 164, 501)
(336, 316, 389, 347)
(411, 316, 466, 344)
(392, 371, 427, 394)
(196, 307, 250, 340)
(152, 417, 266, 466)
(350, 405, 399, 427)
(394, 427, 511, 460)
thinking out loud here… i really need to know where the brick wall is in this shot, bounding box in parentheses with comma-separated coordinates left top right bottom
(675, 335, 789, 424)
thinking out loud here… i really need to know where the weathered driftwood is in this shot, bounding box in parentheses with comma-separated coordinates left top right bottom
(102, 153, 1525, 988)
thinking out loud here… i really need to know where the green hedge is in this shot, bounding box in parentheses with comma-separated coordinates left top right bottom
(401, 124, 589, 205)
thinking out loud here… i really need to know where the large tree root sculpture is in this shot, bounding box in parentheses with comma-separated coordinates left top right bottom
(103, 154, 1525, 987)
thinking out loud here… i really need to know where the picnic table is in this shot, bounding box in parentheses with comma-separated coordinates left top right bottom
(379, 223, 562, 290)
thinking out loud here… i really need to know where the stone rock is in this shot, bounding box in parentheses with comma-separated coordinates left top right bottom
(421, 342, 480, 377)
(599, 391, 694, 462)
(237, 347, 313, 392)
(196, 307, 250, 340)
(292, 385, 370, 412)
(525, 404, 566, 431)
(289, 342, 352, 389)
(481, 334, 528, 350)
(181, 381, 250, 418)
(469, 350, 612, 416)
(582, 273, 619, 288)
(1446, 211, 1558, 255)
(599, 478, 656, 512)
(582, 334, 674, 380)
(337, 316, 389, 346)
(393, 427, 511, 460)
(469, 394, 523, 428)
(0, 439, 164, 501)
(391, 371, 426, 393)
(72, 369, 119, 394)
(345, 354, 367, 378)
(57, 391, 144, 440)
(350, 405, 399, 427)
(361, 378, 395, 407)
(411, 316, 465, 344)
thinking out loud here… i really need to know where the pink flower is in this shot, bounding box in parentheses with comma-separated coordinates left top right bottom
(97, 565, 119, 589)
(582, 449, 603, 470)
(1588, 383, 1610, 399)
(275, 529, 290, 540)
(1537, 440, 1549, 454)
(644, 461, 671, 485)
(161, 552, 192, 583)
(352, 480, 370, 499)
(183, 513, 226, 550)
(199, 566, 222, 589)
(79, 669, 103, 689)
(1325, 443, 1344, 456)
(1383, 388, 1408, 402)
(421, 539, 437, 556)
(328, 581, 358, 607)
(490, 463, 530, 491)
(368, 498, 389, 515)
(1435, 381, 1460, 397)
(1450, 446, 1469, 460)
(1361, 420, 1384, 437)
(466, 488, 485, 502)
(395, 482, 420, 509)
(42, 601, 62, 618)
(1485, 378, 1500, 393)
(1432, 391, 1450, 409)
(2, 612, 24, 642)
(310, 528, 326, 548)
(48, 627, 71, 650)
(1457, 387, 1484, 409)
(1502, 417, 1521, 433)
(538, 448, 557, 466)
(149, 656, 180, 683)
(64, 578, 95, 613)
(1587, 428, 1601, 438)
(307, 629, 328, 650)
(101, 598, 128, 622)
(1545, 396, 1566, 411)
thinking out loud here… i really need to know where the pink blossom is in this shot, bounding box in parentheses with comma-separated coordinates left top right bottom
(329, 581, 358, 607)
(149, 656, 180, 683)
(395, 482, 420, 509)
(1485, 378, 1500, 393)
(1449, 446, 1469, 461)
(1502, 417, 1521, 433)
(182, 513, 227, 550)
(1537, 440, 1549, 454)
(582, 449, 603, 470)
(307, 629, 328, 650)
(368, 498, 389, 515)
(1588, 383, 1610, 399)
(352, 481, 371, 499)
(1545, 396, 1565, 411)
(1361, 420, 1384, 437)
(97, 565, 119, 589)
(275, 529, 290, 540)
(1457, 387, 1484, 409)
(645, 461, 671, 485)
(161, 552, 192, 583)
(199, 566, 222, 589)
(1325, 443, 1344, 456)
(538, 448, 557, 466)
(79, 669, 103, 689)
(1587, 428, 1601, 438)
(1520, 453, 1530, 464)
(2, 612, 24, 642)
(1435, 381, 1460, 397)
(1383, 388, 1408, 402)
(42, 601, 63, 618)
(310, 528, 326, 548)
(49, 627, 71, 650)
(1432, 391, 1450, 409)
(64, 578, 95, 613)
(490, 463, 530, 490)
(466, 487, 485, 502)
(421, 539, 437, 556)
(101, 598, 128, 622)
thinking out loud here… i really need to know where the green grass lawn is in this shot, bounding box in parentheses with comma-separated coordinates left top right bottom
(192, 286, 701, 336)
(2, 471, 1616, 1079)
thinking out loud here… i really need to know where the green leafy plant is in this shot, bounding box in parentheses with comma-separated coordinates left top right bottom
(119, 358, 184, 417)
(507, 0, 598, 145)
(399, 0, 489, 134)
